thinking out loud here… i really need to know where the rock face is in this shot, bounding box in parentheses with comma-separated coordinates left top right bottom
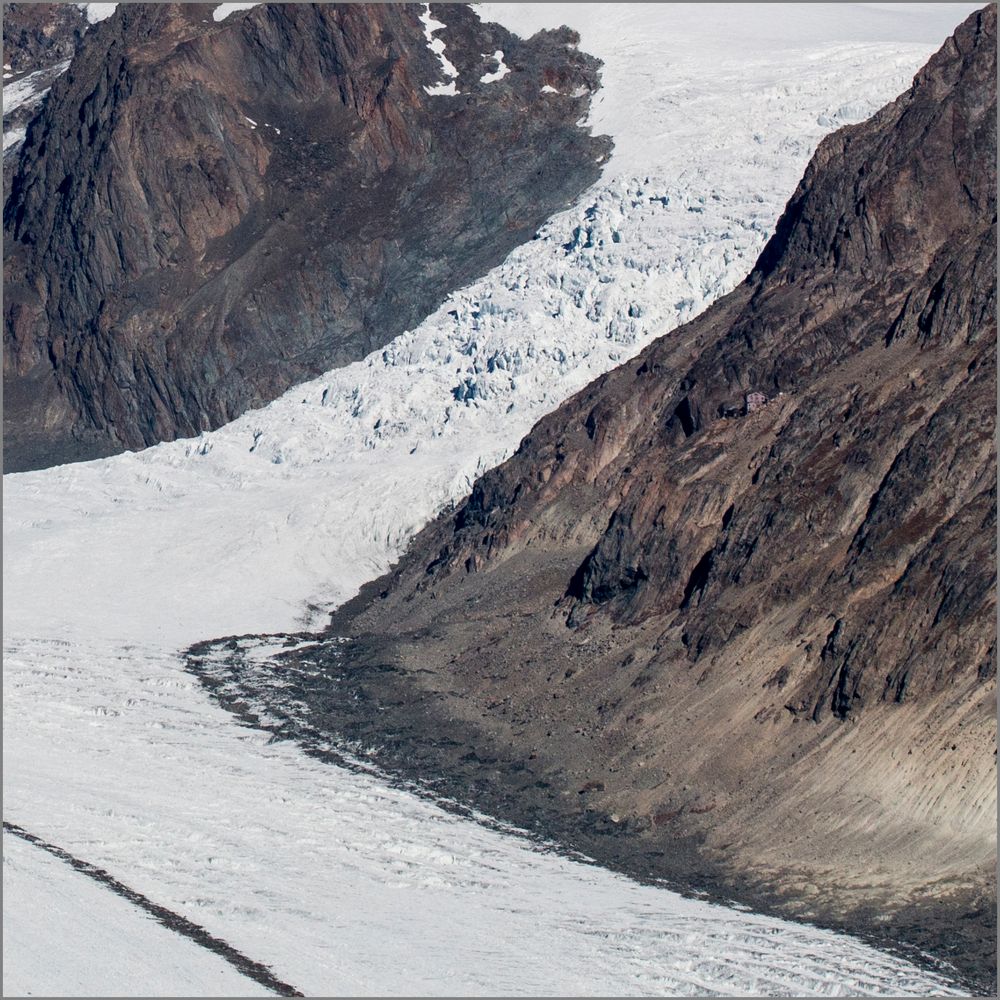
(2, 4, 89, 169)
(3, 3, 609, 471)
(2, 4, 88, 76)
(307, 6, 996, 987)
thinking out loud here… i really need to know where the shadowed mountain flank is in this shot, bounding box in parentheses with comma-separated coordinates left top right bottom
(3, 3, 610, 471)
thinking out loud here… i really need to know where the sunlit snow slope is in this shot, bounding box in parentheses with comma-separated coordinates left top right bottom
(3, 4, 980, 996)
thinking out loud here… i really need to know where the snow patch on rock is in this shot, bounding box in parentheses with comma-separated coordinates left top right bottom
(420, 3, 462, 96)
(2, 60, 70, 116)
(213, 3, 259, 22)
(3, 127, 26, 153)
(480, 49, 511, 83)
(76, 3, 118, 25)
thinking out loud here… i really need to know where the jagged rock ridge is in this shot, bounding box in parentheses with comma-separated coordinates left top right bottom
(2, 4, 89, 168)
(3, 2, 610, 471)
(2, 3, 88, 78)
(274, 6, 995, 988)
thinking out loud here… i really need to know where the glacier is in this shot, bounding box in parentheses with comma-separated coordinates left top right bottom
(2, 4, 981, 995)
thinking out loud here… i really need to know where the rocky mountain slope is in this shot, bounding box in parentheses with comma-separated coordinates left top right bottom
(2, 3, 87, 80)
(2, 4, 92, 163)
(3, 2, 608, 471)
(240, 5, 996, 988)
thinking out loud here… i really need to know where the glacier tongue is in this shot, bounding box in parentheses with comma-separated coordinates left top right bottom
(2, 4, 980, 995)
(3, 6, 977, 646)
(4, 635, 965, 997)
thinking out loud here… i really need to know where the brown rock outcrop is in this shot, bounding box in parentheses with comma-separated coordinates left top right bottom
(3, 3, 610, 470)
(2, 3, 88, 76)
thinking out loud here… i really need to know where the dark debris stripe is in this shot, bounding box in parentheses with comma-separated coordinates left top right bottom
(3, 820, 304, 997)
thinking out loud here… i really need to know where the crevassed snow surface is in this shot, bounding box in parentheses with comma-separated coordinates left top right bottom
(3, 637, 965, 998)
(3, 4, 979, 996)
